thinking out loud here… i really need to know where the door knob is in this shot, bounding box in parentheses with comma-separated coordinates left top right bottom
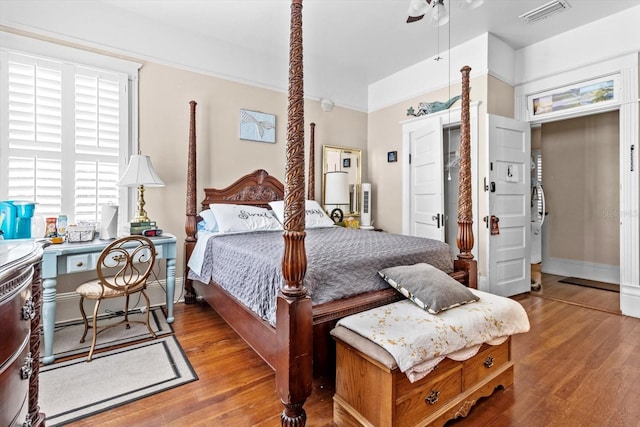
(431, 213, 440, 228)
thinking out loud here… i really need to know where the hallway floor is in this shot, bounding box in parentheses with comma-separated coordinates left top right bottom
(530, 273, 620, 315)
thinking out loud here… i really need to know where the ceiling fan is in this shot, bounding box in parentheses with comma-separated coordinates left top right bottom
(406, 0, 484, 25)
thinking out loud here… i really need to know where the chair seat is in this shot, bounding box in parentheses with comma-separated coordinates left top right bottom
(76, 279, 125, 299)
(76, 279, 144, 300)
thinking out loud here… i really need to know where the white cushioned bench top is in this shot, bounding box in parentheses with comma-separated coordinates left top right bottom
(332, 289, 530, 382)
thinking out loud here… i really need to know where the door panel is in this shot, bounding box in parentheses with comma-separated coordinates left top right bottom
(410, 118, 444, 241)
(487, 114, 531, 296)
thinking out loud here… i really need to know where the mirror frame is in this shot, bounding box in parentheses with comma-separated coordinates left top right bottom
(322, 144, 362, 216)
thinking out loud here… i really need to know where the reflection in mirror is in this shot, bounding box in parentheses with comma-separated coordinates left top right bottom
(322, 145, 361, 216)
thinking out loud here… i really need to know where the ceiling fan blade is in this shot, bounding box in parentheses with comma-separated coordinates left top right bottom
(407, 0, 430, 23)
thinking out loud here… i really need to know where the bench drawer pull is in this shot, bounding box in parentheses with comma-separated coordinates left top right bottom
(484, 356, 494, 368)
(425, 389, 440, 405)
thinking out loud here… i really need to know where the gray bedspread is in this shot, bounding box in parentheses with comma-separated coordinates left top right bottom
(188, 227, 453, 326)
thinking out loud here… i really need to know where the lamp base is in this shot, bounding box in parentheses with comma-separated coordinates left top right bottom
(133, 184, 151, 224)
(131, 214, 151, 223)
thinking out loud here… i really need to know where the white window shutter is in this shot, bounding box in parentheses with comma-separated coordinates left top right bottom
(1, 48, 133, 227)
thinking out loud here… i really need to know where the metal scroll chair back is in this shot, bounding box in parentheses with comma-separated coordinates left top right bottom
(76, 235, 157, 361)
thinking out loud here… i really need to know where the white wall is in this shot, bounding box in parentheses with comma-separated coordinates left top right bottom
(368, 33, 499, 113)
(515, 5, 640, 84)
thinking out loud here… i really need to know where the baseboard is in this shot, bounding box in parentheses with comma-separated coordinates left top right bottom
(52, 278, 184, 324)
(621, 285, 640, 318)
(542, 257, 620, 285)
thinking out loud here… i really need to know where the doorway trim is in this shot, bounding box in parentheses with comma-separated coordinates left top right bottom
(514, 52, 639, 318)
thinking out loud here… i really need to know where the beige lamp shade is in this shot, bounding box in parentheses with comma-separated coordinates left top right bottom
(324, 171, 350, 205)
(117, 155, 165, 187)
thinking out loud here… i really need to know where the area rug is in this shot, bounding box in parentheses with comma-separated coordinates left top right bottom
(558, 277, 619, 293)
(39, 335, 198, 426)
(41, 307, 173, 360)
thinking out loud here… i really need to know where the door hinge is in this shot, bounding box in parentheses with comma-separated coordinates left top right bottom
(409, 153, 412, 164)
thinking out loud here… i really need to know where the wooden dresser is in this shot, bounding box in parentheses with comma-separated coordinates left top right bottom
(0, 241, 46, 427)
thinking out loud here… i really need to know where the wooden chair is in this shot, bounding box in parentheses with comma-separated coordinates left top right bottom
(76, 235, 157, 361)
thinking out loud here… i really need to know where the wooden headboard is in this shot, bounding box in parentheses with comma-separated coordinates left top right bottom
(201, 169, 284, 210)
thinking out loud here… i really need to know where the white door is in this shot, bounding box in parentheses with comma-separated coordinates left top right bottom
(487, 114, 531, 296)
(410, 118, 445, 241)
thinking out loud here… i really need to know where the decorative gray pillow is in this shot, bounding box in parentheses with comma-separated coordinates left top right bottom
(378, 263, 479, 314)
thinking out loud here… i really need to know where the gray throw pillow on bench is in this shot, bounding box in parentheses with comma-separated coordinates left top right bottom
(379, 263, 479, 314)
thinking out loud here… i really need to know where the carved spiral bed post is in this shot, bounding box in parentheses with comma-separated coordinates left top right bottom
(308, 122, 315, 201)
(455, 66, 477, 288)
(277, 0, 313, 426)
(184, 100, 198, 303)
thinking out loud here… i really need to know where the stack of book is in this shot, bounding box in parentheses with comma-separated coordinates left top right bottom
(129, 220, 157, 235)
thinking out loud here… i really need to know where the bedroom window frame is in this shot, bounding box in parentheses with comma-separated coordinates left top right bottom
(0, 33, 141, 230)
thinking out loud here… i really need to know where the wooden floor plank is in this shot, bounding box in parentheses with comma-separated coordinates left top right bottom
(64, 289, 639, 427)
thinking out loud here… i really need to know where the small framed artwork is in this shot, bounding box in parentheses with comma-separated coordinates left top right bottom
(387, 151, 397, 163)
(526, 74, 620, 121)
(343, 158, 351, 168)
(240, 109, 276, 143)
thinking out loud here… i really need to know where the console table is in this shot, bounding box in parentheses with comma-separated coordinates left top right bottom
(40, 234, 177, 365)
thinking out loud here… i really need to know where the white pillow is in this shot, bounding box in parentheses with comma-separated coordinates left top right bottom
(268, 200, 335, 229)
(198, 208, 218, 232)
(209, 204, 283, 234)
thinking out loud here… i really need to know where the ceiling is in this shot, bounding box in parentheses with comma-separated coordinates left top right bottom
(2, 0, 638, 110)
(98, 0, 638, 83)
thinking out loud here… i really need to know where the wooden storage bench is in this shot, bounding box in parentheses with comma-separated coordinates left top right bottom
(331, 326, 514, 427)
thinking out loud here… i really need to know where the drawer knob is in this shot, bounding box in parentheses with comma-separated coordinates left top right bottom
(425, 389, 440, 405)
(21, 297, 35, 320)
(484, 355, 495, 368)
(20, 352, 34, 380)
(77, 261, 84, 267)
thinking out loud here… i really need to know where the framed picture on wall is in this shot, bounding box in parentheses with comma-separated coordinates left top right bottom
(526, 74, 620, 122)
(343, 158, 351, 168)
(240, 109, 276, 143)
(387, 151, 397, 163)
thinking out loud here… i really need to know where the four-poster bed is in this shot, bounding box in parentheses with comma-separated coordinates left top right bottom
(182, 1, 489, 425)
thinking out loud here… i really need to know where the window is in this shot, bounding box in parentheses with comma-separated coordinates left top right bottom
(1, 33, 140, 230)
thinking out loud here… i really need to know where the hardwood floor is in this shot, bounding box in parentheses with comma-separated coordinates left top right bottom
(530, 273, 620, 315)
(66, 293, 640, 427)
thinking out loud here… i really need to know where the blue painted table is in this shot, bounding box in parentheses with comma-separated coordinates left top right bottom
(40, 234, 176, 364)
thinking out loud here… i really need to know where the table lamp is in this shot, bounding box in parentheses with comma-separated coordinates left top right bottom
(324, 170, 350, 223)
(117, 154, 165, 223)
